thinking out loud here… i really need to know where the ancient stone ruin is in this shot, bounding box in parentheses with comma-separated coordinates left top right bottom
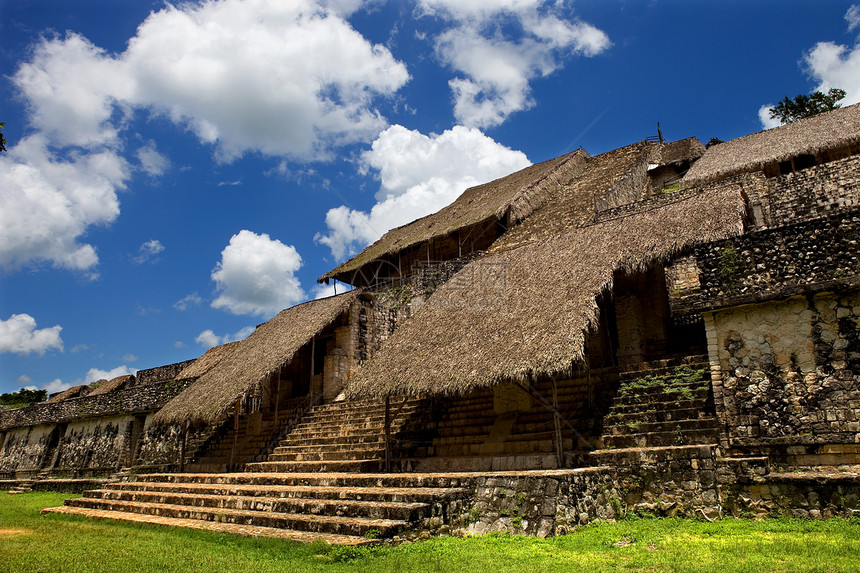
(3, 104, 860, 543)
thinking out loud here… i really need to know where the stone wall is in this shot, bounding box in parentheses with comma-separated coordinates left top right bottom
(692, 211, 860, 311)
(0, 424, 57, 473)
(704, 290, 860, 449)
(762, 154, 860, 228)
(54, 414, 136, 471)
(136, 360, 195, 385)
(0, 378, 194, 431)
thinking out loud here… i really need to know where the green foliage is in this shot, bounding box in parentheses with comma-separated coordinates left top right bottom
(0, 387, 47, 408)
(719, 243, 739, 289)
(769, 88, 846, 124)
(0, 122, 6, 153)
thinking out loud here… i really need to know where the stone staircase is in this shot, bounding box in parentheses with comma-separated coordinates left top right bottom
(586, 359, 720, 466)
(246, 398, 425, 473)
(44, 471, 470, 544)
(43, 397, 459, 543)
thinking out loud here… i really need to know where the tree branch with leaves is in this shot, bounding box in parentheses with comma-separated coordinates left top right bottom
(769, 88, 847, 124)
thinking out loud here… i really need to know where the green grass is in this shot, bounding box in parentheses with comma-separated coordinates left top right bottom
(2, 492, 860, 572)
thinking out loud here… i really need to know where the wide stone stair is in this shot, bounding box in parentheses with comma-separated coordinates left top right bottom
(586, 358, 721, 466)
(44, 397, 458, 544)
(44, 471, 470, 544)
(247, 398, 426, 473)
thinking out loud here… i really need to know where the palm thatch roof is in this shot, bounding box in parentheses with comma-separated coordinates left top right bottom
(47, 384, 90, 403)
(319, 149, 590, 284)
(347, 183, 746, 399)
(88, 374, 135, 396)
(175, 341, 241, 380)
(684, 103, 860, 185)
(153, 292, 360, 427)
(489, 141, 656, 253)
(650, 137, 705, 167)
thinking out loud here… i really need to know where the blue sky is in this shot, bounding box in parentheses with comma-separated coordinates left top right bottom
(2, 0, 859, 395)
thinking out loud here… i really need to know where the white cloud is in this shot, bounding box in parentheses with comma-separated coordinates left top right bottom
(211, 230, 306, 316)
(0, 314, 64, 356)
(847, 5, 860, 32)
(419, 0, 609, 127)
(316, 124, 530, 259)
(85, 365, 137, 383)
(174, 340, 186, 349)
(195, 326, 255, 349)
(757, 104, 783, 130)
(804, 41, 860, 106)
(133, 239, 165, 264)
(760, 9, 860, 129)
(136, 141, 170, 176)
(12, 0, 409, 160)
(311, 281, 354, 299)
(5, 0, 409, 273)
(0, 135, 127, 272)
(15, 375, 37, 391)
(43, 378, 71, 394)
(174, 292, 203, 311)
(121, 354, 139, 362)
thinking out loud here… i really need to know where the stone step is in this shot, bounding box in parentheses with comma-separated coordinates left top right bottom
(603, 418, 719, 436)
(609, 388, 710, 408)
(81, 489, 429, 521)
(62, 497, 404, 538)
(41, 506, 378, 545)
(247, 459, 384, 473)
(268, 448, 384, 462)
(602, 427, 719, 449)
(604, 407, 710, 426)
(587, 444, 717, 466)
(615, 380, 709, 398)
(109, 481, 468, 503)
(607, 397, 711, 415)
(275, 429, 384, 444)
(133, 472, 475, 489)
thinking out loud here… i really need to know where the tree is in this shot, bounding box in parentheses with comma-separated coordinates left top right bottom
(769, 88, 847, 124)
(0, 387, 47, 408)
(0, 122, 6, 153)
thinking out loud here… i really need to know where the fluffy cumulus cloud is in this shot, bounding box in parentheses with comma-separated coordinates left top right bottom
(418, 0, 610, 127)
(85, 365, 137, 383)
(0, 314, 64, 356)
(5, 0, 408, 273)
(0, 135, 127, 272)
(315, 124, 531, 259)
(211, 230, 306, 316)
(12, 0, 408, 161)
(759, 6, 860, 129)
(195, 325, 256, 349)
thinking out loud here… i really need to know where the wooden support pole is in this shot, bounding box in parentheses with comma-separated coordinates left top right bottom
(551, 377, 563, 469)
(309, 336, 316, 401)
(179, 421, 188, 473)
(273, 374, 281, 425)
(230, 401, 240, 471)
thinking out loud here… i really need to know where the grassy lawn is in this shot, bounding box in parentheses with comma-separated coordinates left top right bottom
(2, 492, 859, 572)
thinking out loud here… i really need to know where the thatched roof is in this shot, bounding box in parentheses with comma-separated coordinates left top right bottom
(319, 149, 590, 283)
(88, 374, 135, 396)
(153, 292, 360, 427)
(684, 103, 860, 185)
(347, 183, 746, 399)
(489, 141, 656, 253)
(47, 384, 90, 403)
(650, 137, 705, 167)
(176, 341, 241, 380)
